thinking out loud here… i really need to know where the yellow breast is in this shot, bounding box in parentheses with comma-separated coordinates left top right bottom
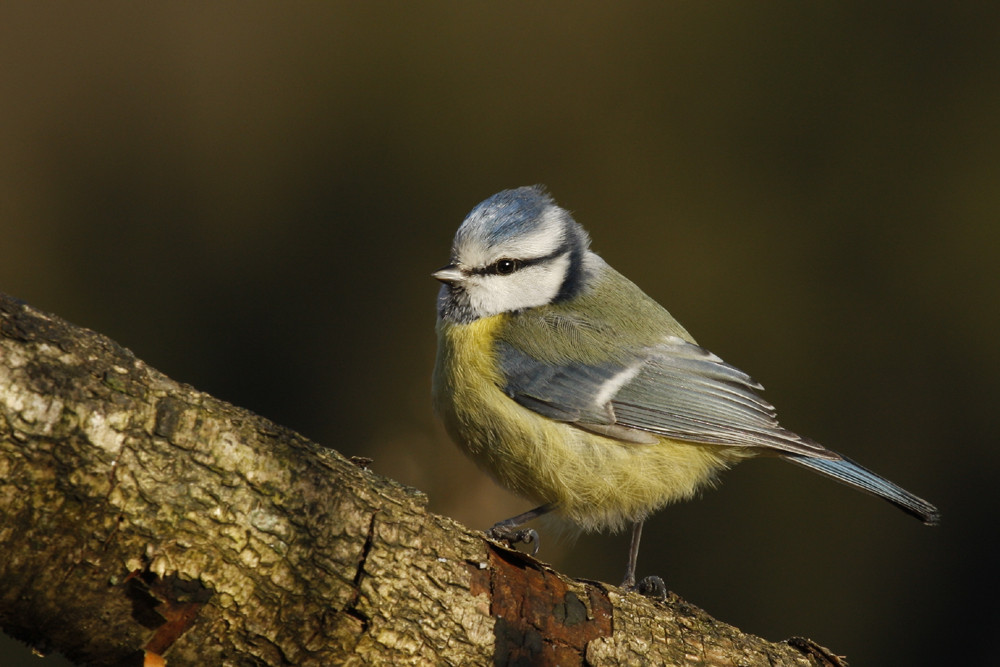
(432, 315, 749, 532)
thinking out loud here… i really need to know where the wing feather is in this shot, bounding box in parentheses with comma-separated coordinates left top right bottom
(497, 336, 830, 457)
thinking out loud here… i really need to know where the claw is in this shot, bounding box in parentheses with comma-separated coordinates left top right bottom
(486, 525, 540, 555)
(635, 575, 668, 601)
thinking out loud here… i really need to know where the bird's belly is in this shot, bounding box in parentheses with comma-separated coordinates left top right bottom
(433, 317, 748, 532)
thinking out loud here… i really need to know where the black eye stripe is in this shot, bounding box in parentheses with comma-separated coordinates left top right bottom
(473, 244, 569, 277)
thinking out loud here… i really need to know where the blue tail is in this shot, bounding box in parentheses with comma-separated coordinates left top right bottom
(784, 454, 940, 525)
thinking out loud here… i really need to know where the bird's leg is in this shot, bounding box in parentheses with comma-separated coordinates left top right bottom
(486, 503, 555, 555)
(622, 520, 668, 599)
(621, 520, 644, 589)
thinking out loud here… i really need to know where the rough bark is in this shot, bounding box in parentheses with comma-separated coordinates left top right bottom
(0, 292, 845, 666)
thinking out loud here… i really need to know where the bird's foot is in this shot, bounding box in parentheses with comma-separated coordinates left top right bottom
(486, 524, 540, 555)
(622, 574, 668, 601)
(636, 575, 668, 600)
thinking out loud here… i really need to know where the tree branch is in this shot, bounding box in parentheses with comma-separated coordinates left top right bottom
(0, 292, 844, 666)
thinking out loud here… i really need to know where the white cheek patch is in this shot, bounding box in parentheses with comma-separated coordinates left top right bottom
(468, 253, 571, 317)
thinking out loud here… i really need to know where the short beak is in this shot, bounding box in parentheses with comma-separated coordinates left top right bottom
(432, 264, 464, 284)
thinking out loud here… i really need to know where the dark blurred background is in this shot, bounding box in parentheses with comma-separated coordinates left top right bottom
(1, 3, 996, 665)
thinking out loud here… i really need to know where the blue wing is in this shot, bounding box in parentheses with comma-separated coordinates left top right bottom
(497, 335, 831, 457)
(495, 314, 940, 524)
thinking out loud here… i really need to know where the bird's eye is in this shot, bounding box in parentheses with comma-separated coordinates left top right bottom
(493, 259, 519, 275)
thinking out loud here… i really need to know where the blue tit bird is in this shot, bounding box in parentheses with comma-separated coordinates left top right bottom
(432, 185, 939, 590)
